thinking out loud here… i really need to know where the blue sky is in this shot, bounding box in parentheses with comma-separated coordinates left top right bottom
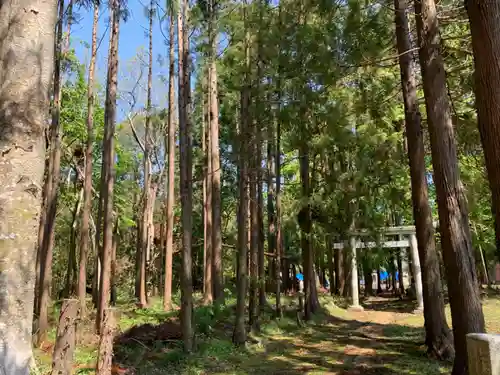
(71, 1, 173, 118)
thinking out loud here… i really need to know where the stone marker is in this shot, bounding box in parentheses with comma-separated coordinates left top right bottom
(467, 333, 500, 375)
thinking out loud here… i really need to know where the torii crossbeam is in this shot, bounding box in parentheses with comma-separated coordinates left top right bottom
(333, 225, 424, 313)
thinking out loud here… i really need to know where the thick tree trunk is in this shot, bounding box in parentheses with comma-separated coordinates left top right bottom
(465, 0, 500, 264)
(97, 0, 120, 333)
(51, 299, 79, 375)
(394, 0, 454, 359)
(164, 16, 176, 308)
(0, 0, 56, 370)
(96, 308, 115, 375)
(37, 0, 65, 346)
(178, 1, 194, 352)
(413, 0, 486, 370)
(78, 1, 99, 316)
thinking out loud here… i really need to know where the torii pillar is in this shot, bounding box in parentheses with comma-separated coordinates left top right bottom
(409, 233, 424, 312)
(348, 236, 364, 311)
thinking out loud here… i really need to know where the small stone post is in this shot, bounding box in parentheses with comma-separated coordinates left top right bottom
(408, 233, 424, 312)
(96, 308, 116, 375)
(51, 299, 80, 375)
(467, 333, 500, 375)
(348, 236, 363, 311)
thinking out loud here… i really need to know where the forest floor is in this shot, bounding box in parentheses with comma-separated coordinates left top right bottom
(34, 289, 500, 375)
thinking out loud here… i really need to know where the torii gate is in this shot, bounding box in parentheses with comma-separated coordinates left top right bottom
(333, 225, 424, 313)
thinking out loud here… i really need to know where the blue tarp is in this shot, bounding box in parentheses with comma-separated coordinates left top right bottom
(296, 273, 304, 281)
(379, 271, 399, 281)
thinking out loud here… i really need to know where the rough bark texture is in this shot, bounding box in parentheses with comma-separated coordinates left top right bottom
(209, 24, 223, 306)
(96, 308, 115, 375)
(164, 11, 176, 312)
(394, 0, 454, 359)
(233, 10, 251, 345)
(51, 299, 80, 375)
(178, 1, 194, 352)
(0, 0, 56, 371)
(413, 0, 486, 371)
(465, 0, 500, 264)
(37, 0, 65, 346)
(97, 0, 120, 333)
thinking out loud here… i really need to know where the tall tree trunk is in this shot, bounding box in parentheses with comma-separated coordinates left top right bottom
(78, 1, 99, 316)
(395, 0, 454, 358)
(249, 112, 259, 331)
(233, 12, 251, 343)
(267, 110, 276, 297)
(299, 147, 319, 320)
(274, 6, 283, 316)
(255, 0, 266, 311)
(138, 0, 155, 309)
(178, 0, 194, 352)
(0, 0, 56, 369)
(163, 9, 176, 311)
(209, 14, 223, 305)
(413, 0, 486, 371)
(37, 0, 65, 345)
(97, 0, 120, 333)
(465, 0, 500, 264)
(202, 71, 213, 305)
(275, 98, 282, 317)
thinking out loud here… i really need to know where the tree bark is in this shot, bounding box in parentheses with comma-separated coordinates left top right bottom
(51, 299, 80, 375)
(164, 11, 176, 312)
(37, 0, 65, 346)
(0, 0, 56, 370)
(97, 0, 120, 334)
(249, 123, 259, 331)
(96, 308, 115, 375)
(233, 5, 251, 345)
(334, 248, 344, 295)
(394, 0, 455, 359)
(209, 15, 223, 305)
(465, 0, 500, 264)
(178, 0, 194, 352)
(64, 187, 83, 297)
(78, 1, 99, 316)
(267, 111, 276, 297)
(413, 0, 486, 370)
(138, 0, 155, 309)
(203, 69, 213, 305)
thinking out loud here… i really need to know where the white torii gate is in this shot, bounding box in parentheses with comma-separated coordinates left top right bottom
(333, 225, 424, 313)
